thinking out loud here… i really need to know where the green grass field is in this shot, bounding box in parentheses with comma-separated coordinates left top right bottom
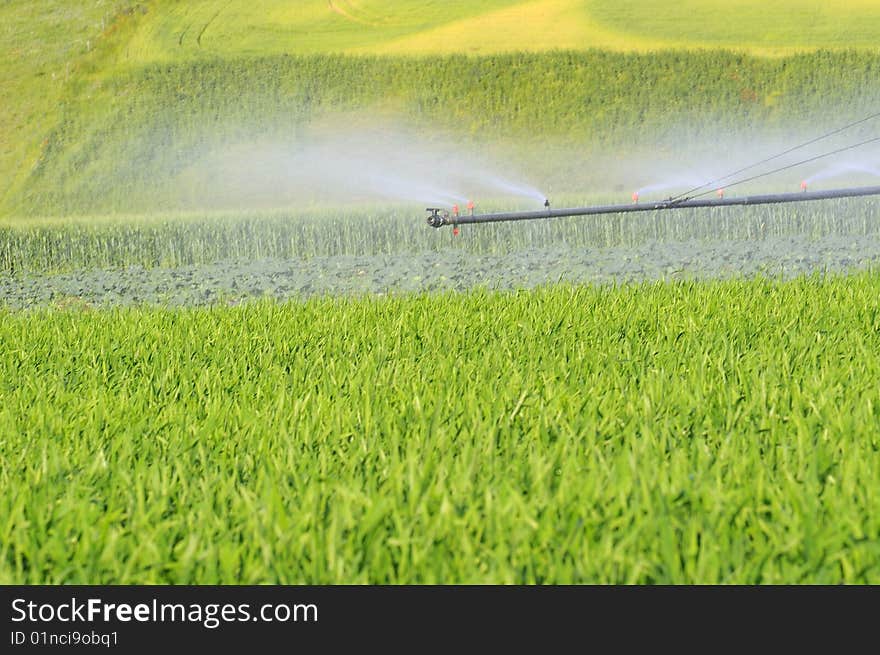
(11, 50, 880, 216)
(3, 1, 880, 586)
(0, 1, 125, 211)
(3, 277, 879, 583)
(120, 1, 880, 60)
(4, 1, 880, 216)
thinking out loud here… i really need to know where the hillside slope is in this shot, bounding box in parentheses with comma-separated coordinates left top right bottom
(12, 48, 878, 216)
(123, 1, 880, 60)
(4, 1, 880, 216)
(0, 1, 139, 211)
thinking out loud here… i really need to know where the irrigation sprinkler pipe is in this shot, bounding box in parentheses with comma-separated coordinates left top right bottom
(425, 184, 880, 228)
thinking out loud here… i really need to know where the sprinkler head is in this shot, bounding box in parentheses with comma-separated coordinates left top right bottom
(544, 198, 550, 209)
(426, 208, 447, 228)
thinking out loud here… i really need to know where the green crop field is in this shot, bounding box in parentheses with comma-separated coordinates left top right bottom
(3, 198, 880, 276)
(8, 49, 880, 216)
(3, 1, 880, 587)
(111, 1, 880, 61)
(3, 1, 880, 216)
(3, 277, 880, 583)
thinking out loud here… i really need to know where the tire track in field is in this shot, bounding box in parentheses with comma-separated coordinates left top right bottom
(196, 0, 234, 47)
(177, 22, 193, 46)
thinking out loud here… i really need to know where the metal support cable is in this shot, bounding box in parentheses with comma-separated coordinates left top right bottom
(685, 135, 880, 200)
(669, 109, 880, 201)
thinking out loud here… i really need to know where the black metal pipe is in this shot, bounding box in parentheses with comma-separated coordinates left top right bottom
(426, 184, 880, 228)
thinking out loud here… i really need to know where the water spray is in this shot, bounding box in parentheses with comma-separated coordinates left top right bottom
(425, 113, 880, 229)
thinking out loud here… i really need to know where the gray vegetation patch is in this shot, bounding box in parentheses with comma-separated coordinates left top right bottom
(3, 234, 879, 309)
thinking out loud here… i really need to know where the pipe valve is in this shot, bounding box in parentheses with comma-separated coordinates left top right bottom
(426, 208, 449, 228)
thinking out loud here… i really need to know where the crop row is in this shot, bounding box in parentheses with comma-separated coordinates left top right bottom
(3, 233, 880, 310)
(2, 198, 879, 274)
(15, 50, 880, 215)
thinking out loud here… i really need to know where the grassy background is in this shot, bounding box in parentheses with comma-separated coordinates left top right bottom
(3, 1, 880, 216)
(2, 276, 879, 583)
(0, 1, 135, 212)
(121, 1, 880, 60)
(13, 50, 880, 216)
(4, 1, 880, 586)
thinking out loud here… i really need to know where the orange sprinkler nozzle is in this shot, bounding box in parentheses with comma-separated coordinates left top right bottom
(632, 191, 639, 203)
(717, 188, 724, 199)
(801, 180, 808, 192)
(452, 203, 459, 217)
(452, 226, 460, 236)
(467, 200, 475, 216)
